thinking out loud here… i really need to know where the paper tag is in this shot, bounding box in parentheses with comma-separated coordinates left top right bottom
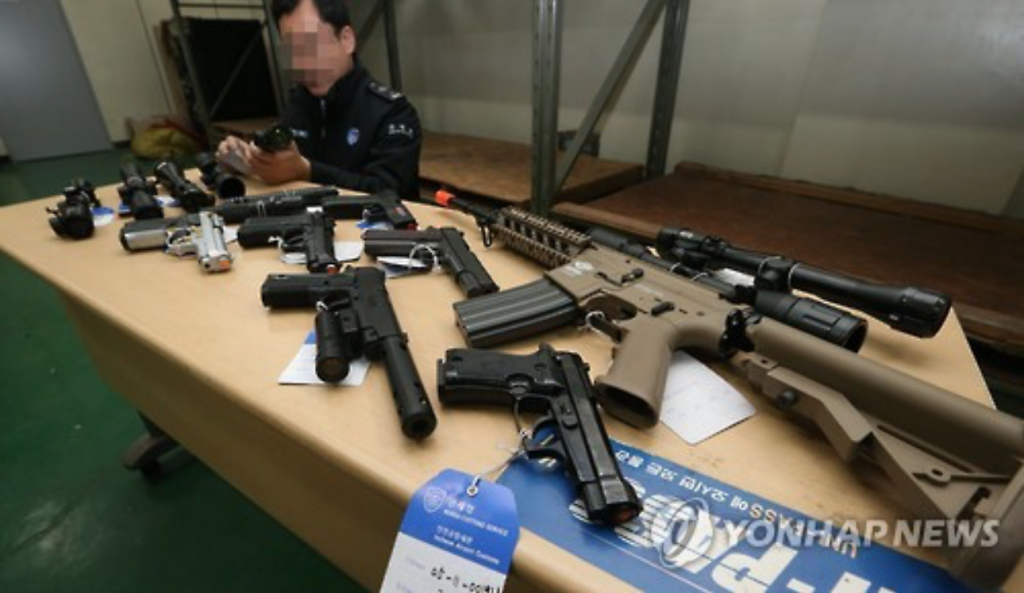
(92, 206, 115, 227)
(381, 469, 519, 593)
(357, 219, 393, 231)
(222, 226, 238, 244)
(277, 330, 370, 386)
(378, 255, 433, 279)
(334, 241, 363, 262)
(279, 251, 307, 266)
(660, 351, 755, 444)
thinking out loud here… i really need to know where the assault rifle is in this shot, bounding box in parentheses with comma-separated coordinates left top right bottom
(433, 192, 1023, 588)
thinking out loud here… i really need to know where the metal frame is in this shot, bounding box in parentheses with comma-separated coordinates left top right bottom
(531, 0, 563, 216)
(170, 0, 286, 139)
(531, 0, 690, 215)
(357, 1, 690, 215)
(359, 0, 403, 92)
(646, 0, 689, 180)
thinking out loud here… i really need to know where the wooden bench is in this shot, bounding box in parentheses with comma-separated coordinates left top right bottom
(418, 131, 643, 205)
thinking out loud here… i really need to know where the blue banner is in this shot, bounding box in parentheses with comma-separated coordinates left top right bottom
(498, 440, 967, 592)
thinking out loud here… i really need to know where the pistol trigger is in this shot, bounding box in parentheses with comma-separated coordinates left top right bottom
(280, 234, 304, 253)
(523, 426, 566, 465)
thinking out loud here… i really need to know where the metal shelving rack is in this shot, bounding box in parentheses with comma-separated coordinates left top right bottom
(531, 0, 690, 215)
(367, 0, 691, 215)
(169, 0, 403, 140)
(168, 0, 288, 139)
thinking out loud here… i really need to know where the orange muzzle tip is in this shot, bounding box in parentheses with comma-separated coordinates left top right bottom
(435, 189, 455, 208)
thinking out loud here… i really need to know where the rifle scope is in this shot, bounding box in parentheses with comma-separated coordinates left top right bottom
(655, 227, 951, 338)
(589, 228, 867, 351)
(196, 152, 245, 198)
(118, 163, 163, 220)
(155, 161, 214, 213)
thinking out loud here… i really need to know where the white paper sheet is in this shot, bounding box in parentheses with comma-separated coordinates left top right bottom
(659, 351, 756, 444)
(278, 330, 371, 386)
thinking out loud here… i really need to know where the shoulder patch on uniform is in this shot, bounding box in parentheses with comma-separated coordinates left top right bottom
(368, 80, 403, 102)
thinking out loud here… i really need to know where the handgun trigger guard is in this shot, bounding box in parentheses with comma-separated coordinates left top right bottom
(521, 413, 566, 464)
(280, 234, 305, 253)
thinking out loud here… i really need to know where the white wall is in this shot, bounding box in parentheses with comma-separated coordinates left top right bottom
(780, 0, 1024, 213)
(359, 0, 1024, 214)
(57, 0, 269, 145)
(59, 0, 172, 143)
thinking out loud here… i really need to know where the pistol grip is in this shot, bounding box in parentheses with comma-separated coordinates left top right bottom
(594, 316, 675, 428)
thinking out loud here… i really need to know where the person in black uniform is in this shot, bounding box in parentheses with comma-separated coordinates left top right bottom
(216, 0, 421, 199)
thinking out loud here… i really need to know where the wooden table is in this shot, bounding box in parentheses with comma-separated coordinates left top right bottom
(1, 178, 1017, 591)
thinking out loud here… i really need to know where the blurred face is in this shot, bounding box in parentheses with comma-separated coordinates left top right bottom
(278, 0, 356, 97)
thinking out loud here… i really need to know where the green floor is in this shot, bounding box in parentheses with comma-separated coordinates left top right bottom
(0, 150, 365, 592)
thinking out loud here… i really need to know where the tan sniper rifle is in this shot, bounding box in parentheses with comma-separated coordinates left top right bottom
(433, 191, 1024, 588)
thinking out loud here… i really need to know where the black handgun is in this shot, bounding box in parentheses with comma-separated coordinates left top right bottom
(654, 227, 951, 338)
(118, 163, 163, 220)
(155, 161, 214, 213)
(261, 268, 437, 440)
(362, 227, 499, 297)
(211, 186, 340, 224)
(322, 189, 417, 229)
(437, 345, 641, 525)
(196, 152, 245, 198)
(237, 212, 338, 273)
(253, 123, 294, 153)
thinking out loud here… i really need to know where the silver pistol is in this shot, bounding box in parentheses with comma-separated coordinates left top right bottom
(120, 212, 233, 273)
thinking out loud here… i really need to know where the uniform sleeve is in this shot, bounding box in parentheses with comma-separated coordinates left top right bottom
(308, 100, 422, 200)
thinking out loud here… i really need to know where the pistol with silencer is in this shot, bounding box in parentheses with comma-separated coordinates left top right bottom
(261, 268, 437, 440)
(438, 345, 642, 525)
(362, 227, 499, 297)
(655, 227, 950, 338)
(321, 189, 417, 230)
(154, 161, 215, 213)
(196, 152, 245, 198)
(237, 212, 339, 273)
(118, 163, 163, 220)
(211, 186, 339, 224)
(437, 194, 1023, 588)
(119, 211, 233, 272)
